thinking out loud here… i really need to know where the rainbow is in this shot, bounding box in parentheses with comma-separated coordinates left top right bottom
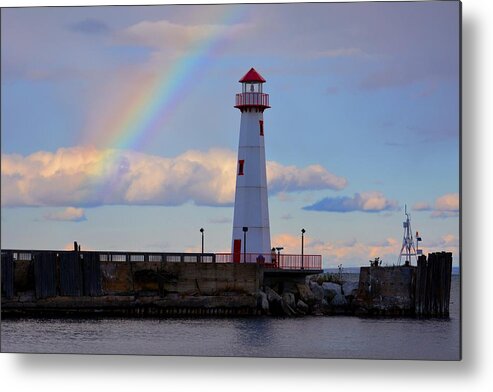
(96, 5, 245, 152)
(82, 4, 249, 199)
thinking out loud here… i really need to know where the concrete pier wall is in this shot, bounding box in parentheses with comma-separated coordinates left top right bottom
(1, 250, 263, 316)
(355, 266, 415, 315)
(354, 252, 453, 317)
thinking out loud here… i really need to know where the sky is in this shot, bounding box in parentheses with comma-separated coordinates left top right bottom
(0, 1, 460, 267)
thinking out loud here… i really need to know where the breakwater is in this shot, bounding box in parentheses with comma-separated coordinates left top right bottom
(1, 248, 453, 318)
(1, 248, 262, 317)
(355, 252, 453, 317)
(258, 252, 453, 317)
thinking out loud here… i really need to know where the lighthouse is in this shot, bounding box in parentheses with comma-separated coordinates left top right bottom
(231, 68, 271, 263)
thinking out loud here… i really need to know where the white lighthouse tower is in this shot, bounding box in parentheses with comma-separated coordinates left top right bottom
(231, 68, 271, 263)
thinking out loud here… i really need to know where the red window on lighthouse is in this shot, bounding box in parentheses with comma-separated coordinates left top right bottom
(238, 160, 244, 175)
(259, 120, 264, 136)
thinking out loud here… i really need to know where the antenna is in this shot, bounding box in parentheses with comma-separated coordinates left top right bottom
(398, 204, 418, 266)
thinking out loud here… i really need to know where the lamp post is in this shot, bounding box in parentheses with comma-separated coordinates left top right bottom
(275, 247, 284, 268)
(200, 228, 204, 262)
(242, 227, 248, 263)
(301, 228, 306, 270)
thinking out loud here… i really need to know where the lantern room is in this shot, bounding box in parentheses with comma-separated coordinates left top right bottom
(235, 67, 270, 111)
(240, 67, 266, 93)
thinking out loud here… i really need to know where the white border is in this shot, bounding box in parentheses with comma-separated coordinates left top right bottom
(1, 0, 492, 391)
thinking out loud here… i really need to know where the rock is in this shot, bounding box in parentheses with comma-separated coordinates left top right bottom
(257, 290, 269, 313)
(342, 282, 359, 296)
(280, 292, 297, 316)
(282, 292, 296, 308)
(281, 299, 297, 316)
(321, 299, 331, 314)
(264, 286, 283, 315)
(324, 288, 338, 302)
(330, 293, 348, 307)
(265, 286, 282, 303)
(297, 283, 315, 304)
(310, 282, 325, 302)
(321, 282, 342, 296)
(311, 303, 324, 316)
(296, 299, 309, 314)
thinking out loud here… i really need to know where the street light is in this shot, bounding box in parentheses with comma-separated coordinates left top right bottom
(275, 247, 284, 267)
(200, 228, 204, 262)
(242, 227, 248, 263)
(301, 228, 306, 270)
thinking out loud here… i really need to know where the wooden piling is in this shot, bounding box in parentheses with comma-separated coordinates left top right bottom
(414, 252, 452, 317)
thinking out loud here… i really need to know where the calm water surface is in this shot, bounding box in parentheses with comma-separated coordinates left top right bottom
(1, 276, 460, 360)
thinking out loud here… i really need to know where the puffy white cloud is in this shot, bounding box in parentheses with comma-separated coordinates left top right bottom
(44, 207, 87, 222)
(268, 162, 347, 193)
(433, 193, 459, 210)
(303, 191, 399, 213)
(1, 146, 346, 208)
(413, 193, 459, 218)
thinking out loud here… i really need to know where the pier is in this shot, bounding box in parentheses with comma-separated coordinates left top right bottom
(1, 246, 321, 317)
(355, 252, 453, 317)
(1, 247, 452, 318)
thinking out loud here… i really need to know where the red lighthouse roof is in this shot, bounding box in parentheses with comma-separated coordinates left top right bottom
(239, 68, 266, 83)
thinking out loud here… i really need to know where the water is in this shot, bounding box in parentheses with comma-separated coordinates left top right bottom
(0, 276, 460, 360)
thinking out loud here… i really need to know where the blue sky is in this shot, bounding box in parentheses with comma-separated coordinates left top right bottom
(1, 2, 460, 267)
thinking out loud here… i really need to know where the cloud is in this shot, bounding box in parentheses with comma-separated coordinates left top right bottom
(435, 193, 459, 211)
(1, 146, 346, 208)
(413, 193, 459, 218)
(416, 233, 459, 259)
(272, 232, 459, 267)
(69, 19, 110, 35)
(272, 233, 401, 266)
(303, 191, 399, 213)
(115, 19, 248, 52)
(44, 207, 87, 222)
(413, 201, 432, 211)
(268, 162, 347, 193)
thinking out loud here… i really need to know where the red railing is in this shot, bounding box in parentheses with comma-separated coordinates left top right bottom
(235, 92, 270, 108)
(215, 253, 322, 270)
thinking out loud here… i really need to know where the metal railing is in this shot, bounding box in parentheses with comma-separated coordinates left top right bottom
(215, 253, 322, 270)
(235, 92, 270, 108)
(1, 249, 215, 264)
(2, 249, 322, 270)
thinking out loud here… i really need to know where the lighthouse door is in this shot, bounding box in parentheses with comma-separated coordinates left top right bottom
(233, 239, 241, 263)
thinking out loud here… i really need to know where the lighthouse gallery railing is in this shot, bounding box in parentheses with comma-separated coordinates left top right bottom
(235, 92, 270, 107)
